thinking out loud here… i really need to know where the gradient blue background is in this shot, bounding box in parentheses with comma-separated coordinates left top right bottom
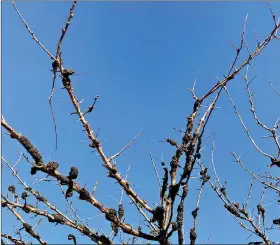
(2, 1, 280, 244)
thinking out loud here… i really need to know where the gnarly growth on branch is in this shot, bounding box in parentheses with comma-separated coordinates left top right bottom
(2, 1, 280, 244)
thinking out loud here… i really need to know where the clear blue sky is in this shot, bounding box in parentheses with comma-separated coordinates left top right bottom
(2, 1, 280, 244)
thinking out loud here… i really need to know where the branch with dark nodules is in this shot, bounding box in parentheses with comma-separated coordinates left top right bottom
(197, 161, 271, 244)
(177, 183, 188, 245)
(190, 180, 205, 245)
(2, 116, 44, 165)
(1, 157, 105, 244)
(2, 196, 47, 245)
(2, 197, 103, 244)
(165, 138, 179, 148)
(59, 71, 153, 214)
(1, 233, 26, 245)
(1, 120, 157, 241)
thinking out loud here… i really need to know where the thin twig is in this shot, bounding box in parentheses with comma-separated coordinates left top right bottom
(108, 132, 141, 162)
(11, 1, 55, 60)
(148, 148, 161, 189)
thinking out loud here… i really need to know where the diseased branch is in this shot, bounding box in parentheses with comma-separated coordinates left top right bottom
(1, 157, 104, 244)
(1, 233, 26, 245)
(10, 0, 154, 215)
(2, 196, 47, 245)
(190, 180, 206, 245)
(1, 118, 158, 242)
(197, 161, 271, 244)
(177, 184, 188, 245)
(2, 197, 103, 244)
(59, 72, 154, 214)
(5, 2, 280, 244)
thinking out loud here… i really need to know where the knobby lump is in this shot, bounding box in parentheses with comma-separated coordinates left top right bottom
(8, 185, 16, 193)
(68, 166, 79, 179)
(46, 161, 59, 174)
(118, 204, 124, 220)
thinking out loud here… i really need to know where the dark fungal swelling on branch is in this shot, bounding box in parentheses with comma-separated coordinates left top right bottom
(190, 228, 197, 245)
(46, 161, 59, 174)
(152, 205, 165, 227)
(191, 207, 199, 219)
(79, 187, 91, 201)
(18, 136, 43, 164)
(270, 158, 280, 167)
(68, 166, 78, 179)
(161, 167, 168, 199)
(8, 185, 16, 193)
(30, 166, 37, 175)
(99, 235, 112, 245)
(224, 204, 241, 217)
(273, 218, 280, 225)
(59, 175, 70, 185)
(65, 180, 74, 198)
(108, 164, 117, 178)
(80, 225, 90, 235)
(48, 213, 65, 224)
(23, 204, 35, 213)
(21, 192, 28, 200)
(111, 221, 118, 236)
(118, 203, 124, 220)
(165, 137, 178, 147)
(105, 208, 118, 222)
